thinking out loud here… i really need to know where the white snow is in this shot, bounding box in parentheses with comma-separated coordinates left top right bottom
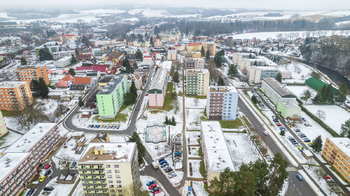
(188, 160, 203, 178)
(142, 10, 167, 17)
(140, 176, 169, 196)
(38, 176, 77, 196)
(0, 131, 22, 148)
(79, 9, 125, 14)
(72, 181, 84, 196)
(128, 9, 147, 15)
(182, 180, 208, 196)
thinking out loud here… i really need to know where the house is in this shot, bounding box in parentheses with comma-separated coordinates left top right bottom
(103, 51, 124, 65)
(75, 65, 109, 74)
(76, 54, 93, 61)
(186, 43, 202, 52)
(91, 131, 110, 143)
(57, 74, 74, 88)
(133, 71, 142, 89)
(73, 77, 95, 88)
(60, 91, 74, 101)
(175, 44, 184, 51)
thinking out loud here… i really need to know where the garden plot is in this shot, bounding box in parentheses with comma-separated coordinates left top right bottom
(304, 105, 350, 134)
(186, 131, 201, 145)
(188, 160, 203, 178)
(38, 176, 77, 196)
(185, 97, 207, 109)
(224, 133, 262, 168)
(188, 146, 200, 158)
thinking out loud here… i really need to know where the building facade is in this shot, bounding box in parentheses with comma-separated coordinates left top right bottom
(202, 42, 216, 56)
(0, 110, 8, 137)
(149, 68, 168, 108)
(16, 65, 50, 85)
(248, 66, 279, 84)
(0, 81, 33, 111)
(322, 138, 350, 183)
(185, 69, 210, 96)
(232, 53, 256, 65)
(238, 58, 266, 72)
(184, 52, 201, 59)
(185, 58, 205, 69)
(0, 123, 61, 196)
(276, 99, 301, 120)
(261, 78, 297, 105)
(78, 143, 140, 196)
(96, 75, 128, 118)
(206, 86, 239, 120)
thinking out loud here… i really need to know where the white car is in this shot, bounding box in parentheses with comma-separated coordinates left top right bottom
(262, 131, 269, 136)
(169, 173, 177, 178)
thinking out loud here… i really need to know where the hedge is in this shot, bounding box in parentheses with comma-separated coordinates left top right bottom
(296, 99, 339, 137)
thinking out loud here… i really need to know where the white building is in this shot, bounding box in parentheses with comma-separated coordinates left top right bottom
(206, 86, 239, 120)
(248, 66, 279, 84)
(261, 78, 297, 105)
(232, 53, 256, 65)
(239, 58, 266, 72)
(54, 56, 72, 68)
(167, 49, 177, 60)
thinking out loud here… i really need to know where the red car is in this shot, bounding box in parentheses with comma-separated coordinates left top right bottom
(277, 123, 282, 127)
(149, 184, 157, 189)
(324, 176, 331, 179)
(145, 93, 149, 96)
(154, 191, 161, 194)
(45, 164, 51, 170)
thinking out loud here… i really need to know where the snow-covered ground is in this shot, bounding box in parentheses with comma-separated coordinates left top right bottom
(72, 181, 84, 196)
(186, 109, 204, 130)
(140, 175, 169, 196)
(38, 176, 77, 196)
(0, 131, 21, 148)
(185, 97, 206, 109)
(304, 105, 349, 134)
(182, 180, 208, 196)
(128, 9, 147, 15)
(79, 9, 125, 14)
(283, 62, 313, 83)
(188, 146, 200, 158)
(188, 160, 203, 178)
(285, 86, 317, 100)
(186, 131, 201, 145)
(142, 10, 167, 17)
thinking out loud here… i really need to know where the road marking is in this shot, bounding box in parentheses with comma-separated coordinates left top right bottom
(286, 167, 297, 171)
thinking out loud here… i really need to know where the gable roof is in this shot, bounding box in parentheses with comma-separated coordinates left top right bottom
(107, 51, 124, 60)
(61, 74, 74, 82)
(73, 77, 92, 85)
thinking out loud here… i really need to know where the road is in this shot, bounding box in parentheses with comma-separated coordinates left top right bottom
(257, 90, 350, 196)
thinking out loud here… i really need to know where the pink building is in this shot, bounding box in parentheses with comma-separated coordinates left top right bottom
(148, 68, 168, 108)
(57, 74, 74, 88)
(0, 123, 61, 196)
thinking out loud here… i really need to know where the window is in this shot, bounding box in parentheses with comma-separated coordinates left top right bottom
(108, 175, 112, 178)
(106, 165, 111, 168)
(117, 185, 122, 188)
(108, 180, 113, 183)
(109, 185, 114, 188)
(114, 165, 119, 168)
(107, 170, 111, 173)
(116, 175, 121, 178)
(117, 180, 121, 183)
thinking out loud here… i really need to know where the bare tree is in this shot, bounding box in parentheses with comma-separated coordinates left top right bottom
(58, 154, 73, 174)
(171, 99, 179, 114)
(314, 167, 326, 181)
(316, 110, 326, 123)
(193, 97, 199, 106)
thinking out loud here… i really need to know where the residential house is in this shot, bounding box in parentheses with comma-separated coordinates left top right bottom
(73, 77, 96, 88)
(57, 74, 74, 88)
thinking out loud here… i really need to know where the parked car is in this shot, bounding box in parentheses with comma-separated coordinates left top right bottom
(279, 127, 286, 130)
(116, 125, 120, 129)
(161, 163, 169, 168)
(301, 117, 306, 121)
(323, 176, 331, 179)
(158, 158, 164, 163)
(295, 129, 301, 133)
(300, 134, 307, 138)
(26, 189, 35, 196)
(100, 125, 104, 128)
(262, 131, 269, 136)
(325, 179, 335, 183)
(307, 142, 313, 146)
(166, 168, 173, 173)
(39, 175, 46, 182)
(70, 161, 77, 168)
(149, 184, 157, 189)
(293, 142, 299, 147)
(43, 187, 54, 191)
(151, 187, 159, 193)
(277, 123, 282, 127)
(110, 125, 113, 129)
(146, 180, 154, 186)
(163, 165, 169, 170)
(169, 173, 177, 178)
(304, 139, 311, 143)
(296, 174, 303, 181)
(113, 125, 116, 129)
(273, 118, 279, 122)
(146, 93, 149, 96)
(159, 160, 167, 165)
(45, 164, 51, 170)
(96, 125, 100, 128)
(175, 151, 182, 155)
(45, 169, 51, 176)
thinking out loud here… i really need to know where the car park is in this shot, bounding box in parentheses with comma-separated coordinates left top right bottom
(43, 187, 54, 191)
(262, 131, 269, 136)
(169, 173, 177, 178)
(149, 184, 157, 189)
(147, 180, 154, 186)
(39, 175, 46, 182)
(296, 174, 303, 181)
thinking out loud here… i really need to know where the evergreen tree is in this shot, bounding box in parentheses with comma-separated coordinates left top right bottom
(248, 54, 252, 59)
(135, 49, 143, 60)
(206, 50, 210, 59)
(31, 79, 39, 92)
(335, 82, 348, 102)
(254, 60, 257, 65)
(217, 77, 225, 86)
(269, 152, 288, 188)
(71, 55, 77, 64)
(165, 116, 169, 124)
(301, 90, 311, 103)
(259, 50, 262, 55)
(275, 73, 282, 83)
(201, 46, 205, 56)
(78, 97, 84, 107)
(252, 95, 258, 104)
(150, 37, 154, 47)
(228, 65, 238, 77)
(68, 68, 76, 76)
(311, 136, 323, 152)
(340, 119, 350, 139)
(38, 77, 48, 98)
(325, 84, 334, 104)
(173, 71, 179, 83)
(20, 57, 27, 65)
(172, 116, 176, 126)
(250, 159, 270, 194)
(130, 81, 137, 95)
(128, 132, 146, 165)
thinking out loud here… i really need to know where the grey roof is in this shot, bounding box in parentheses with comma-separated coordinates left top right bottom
(99, 76, 113, 83)
(98, 75, 126, 95)
(149, 68, 167, 91)
(263, 78, 296, 98)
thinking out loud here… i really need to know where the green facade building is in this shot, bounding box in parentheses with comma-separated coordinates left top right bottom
(276, 98, 301, 120)
(96, 75, 128, 118)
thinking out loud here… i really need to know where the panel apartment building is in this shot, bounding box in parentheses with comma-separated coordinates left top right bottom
(0, 110, 8, 138)
(15, 64, 50, 85)
(202, 42, 216, 56)
(206, 86, 239, 120)
(185, 69, 210, 96)
(0, 81, 33, 111)
(185, 58, 205, 69)
(78, 143, 140, 196)
(149, 67, 168, 108)
(0, 123, 61, 196)
(322, 138, 350, 183)
(261, 78, 297, 105)
(96, 75, 128, 118)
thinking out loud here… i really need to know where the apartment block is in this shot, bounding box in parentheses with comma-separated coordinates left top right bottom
(96, 75, 128, 118)
(185, 43, 202, 52)
(322, 138, 350, 183)
(248, 66, 279, 83)
(0, 123, 61, 196)
(202, 42, 216, 56)
(0, 81, 33, 111)
(206, 86, 239, 120)
(78, 142, 140, 196)
(185, 69, 210, 96)
(35, 42, 60, 57)
(184, 52, 201, 59)
(0, 110, 8, 137)
(232, 53, 256, 65)
(239, 58, 266, 72)
(200, 122, 234, 186)
(167, 49, 177, 60)
(16, 65, 50, 85)
(261, 78, 297, 105)
(149, 68, 168, 108)
(185, 58, 205, 69)
(276, 99, 301, 120)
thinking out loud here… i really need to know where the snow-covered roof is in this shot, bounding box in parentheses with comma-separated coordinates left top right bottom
(186, 69, 209, 75)
(79, 142, 136, 163)
(0, 81, 28, 88)
(3, 123, 56, 153)
(149, 67, 167, 91)
(279, 98, 299, 108)
(0, 152, 29, 180)
(302, 150, 313, 157)
(257, 56, 278, 66)
(160, 61, 172, 71)
(201, 122, 235, 172)
(208, 86, 237, 93)
(328, 138, 350, 156)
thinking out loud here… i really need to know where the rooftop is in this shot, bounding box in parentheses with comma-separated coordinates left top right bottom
(149, 68, 167, 91)
(56, 56, 72, 62)
(99, 76, 113, 83)
(201, 122, 235, 172)
(73, 77, 92, 85)
(98, 75, 126, 95)
(328, 138, 350, 156)
(79, 142, 136, 163)
(187, 43, 201, 46)
(0, 81, 28, 88)
(160, 61, 172, 71)
(186, 69, 209, 75)
(208, 86, 237, 93)
(279, 98, 299, 108)
(263, 78, 296, 98)
(0, 152, 29, 180)
(250, 66, 278, 70)
(257, 56, 278, 66)
(3, 123, 56, 153)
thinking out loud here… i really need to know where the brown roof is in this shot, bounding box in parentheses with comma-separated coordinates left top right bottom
(106, 70, 115, 74)
(134, 72, 141, 80)
(73, 77, 92, 85)
(61, 74, 74, 82)
(108, 51, 123, 60)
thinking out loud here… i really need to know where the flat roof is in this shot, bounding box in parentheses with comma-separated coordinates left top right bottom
(0, 152, 30, 180)
(279, 98, 299, 108)
(98, 75, 126, 95)
(201, 122, 235, 172)
(0, 81, 27, 88)
(250, 66, 278, 70)
(56, 56, 72, 62)
(263, 78, 296, 98)
(79, 142, 136, 163)
(149, 67, 167, 91)
(186, 69, 209, 75)
(160, 61, 172, 71)
(208, 86, 237, 93)
(257, 56, 278, 66)
(328, 138, 350, 156)
(3, 123, 56, 153)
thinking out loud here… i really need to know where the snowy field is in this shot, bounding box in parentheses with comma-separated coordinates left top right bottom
(142, 10, 167, 17)
(283, 62, 313, 83)
(186, 109, 204, 130)
(188, 146, 200, 158)
(79, 9, 125, 14)
(186, 131, 201, 145)
(188, 160, 203, 178)
(183, 180, 208, 196)
(0, 131, 22, 149)
(72, 182, 83, 196)
(285, 86, 317, 100)
(128, 9, 147, 15)
(304, 105, 350, 134)
(224, 133, 263, 169)
(38, 176, 77, 196)
(185, 97, 206, 109)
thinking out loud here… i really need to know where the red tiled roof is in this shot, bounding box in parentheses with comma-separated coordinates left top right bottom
(61, 74, 74, 82)
(73, 77, 92, 85)
(106, 70, 115, 74)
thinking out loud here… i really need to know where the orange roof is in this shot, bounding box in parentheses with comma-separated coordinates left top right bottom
(61, 74, 74, 82)
(73, 77, 92, 85)
(187, 43, 201, 46)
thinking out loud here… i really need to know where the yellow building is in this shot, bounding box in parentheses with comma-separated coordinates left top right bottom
(202, 42, 216, 56)
(185, 52, 201, 59)
(186, 43, 202, 52)
(0, 56, 3, 61)
(78, 143, 140, 196)
(103, 51, 124, 64)
(0, 110, 8, 137)
(322, 138, 350, 183)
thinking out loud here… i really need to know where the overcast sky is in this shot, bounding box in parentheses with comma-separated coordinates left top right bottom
(1, 0, 350, 11)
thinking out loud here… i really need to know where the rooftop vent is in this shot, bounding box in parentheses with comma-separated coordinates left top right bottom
(32, 132, 35, 134)
(5, 164, 10, 168)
